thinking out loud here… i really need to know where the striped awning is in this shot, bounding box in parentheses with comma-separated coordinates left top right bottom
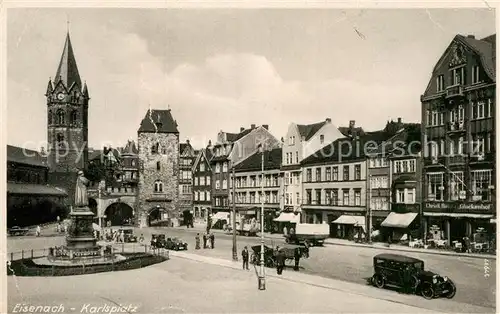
(381, 212, 418, 228)
(332, 215, 366, 230)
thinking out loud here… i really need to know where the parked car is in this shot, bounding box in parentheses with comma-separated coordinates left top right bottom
(371, 253, 456, 300)
(8, 226, 29, 236)
(119, 228, 137, 243)
(165, 237, 188, 251)
(151, 234, 166, 248)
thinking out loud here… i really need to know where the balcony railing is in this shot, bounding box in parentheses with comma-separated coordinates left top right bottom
(445, 85, 464, 98)
(449, 155, 466, 165)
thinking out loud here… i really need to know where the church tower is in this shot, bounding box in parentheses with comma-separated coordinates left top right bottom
(46, 32, 89, 173)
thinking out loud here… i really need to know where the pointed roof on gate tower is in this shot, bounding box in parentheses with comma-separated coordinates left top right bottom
(54, 32, 82, 89)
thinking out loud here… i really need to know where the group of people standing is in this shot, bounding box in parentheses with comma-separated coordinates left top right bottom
(195, 233, 215, 249)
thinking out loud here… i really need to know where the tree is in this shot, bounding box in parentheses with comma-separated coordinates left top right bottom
(84, 161, 107, 184)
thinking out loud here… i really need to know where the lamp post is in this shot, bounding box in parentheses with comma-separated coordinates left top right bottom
(258, 145, 266, 290)
(367, 174, 372, 244)
(232, 167, 238, 261)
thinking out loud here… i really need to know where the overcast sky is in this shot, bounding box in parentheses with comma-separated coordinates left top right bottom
(6, 8, 495, 150)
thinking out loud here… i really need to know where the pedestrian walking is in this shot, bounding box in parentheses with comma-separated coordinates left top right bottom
(275, 247, 285, 275)
(203, 233, 208, 249)
(242, 246, 249, 270)
(210, 233, 215, 249)
(36, 225, 41, 237)
(195, 233, 201, 250)
(293, 248, 301, 271)
(139, 233, 144, 243)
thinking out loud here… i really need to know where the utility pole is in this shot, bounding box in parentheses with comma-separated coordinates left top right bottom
(258, 145, 266, 290)
(232, 166, 238, 261)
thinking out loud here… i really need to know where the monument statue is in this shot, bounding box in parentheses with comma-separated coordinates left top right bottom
(75, 170, 90, 207)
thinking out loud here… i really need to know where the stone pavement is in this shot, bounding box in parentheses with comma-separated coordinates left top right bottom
(169, 250, 495, 313)
(172, 225, 496, 260)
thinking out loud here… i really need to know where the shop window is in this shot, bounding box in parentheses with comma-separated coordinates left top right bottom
(472, 170, 492, 201)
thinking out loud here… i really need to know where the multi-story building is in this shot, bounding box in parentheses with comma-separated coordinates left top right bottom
(233, 147, 283, 232)
(420, 34, 496, 244)
(7, 145, 68, 227)
(210, 124, 281, 215)
(280, 118, 344, 218)
(301, 131, 390, 239)
(119, 140, 139, 190)
(137, 109, 180, 227)
(179, 140, 196, 224)
(192, 145, 213, 224)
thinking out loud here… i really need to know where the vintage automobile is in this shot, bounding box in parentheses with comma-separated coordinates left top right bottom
(8, 226, 29, 236)
(165, 237, 188, 251)
(371, 253, 456, 300)
(151, 234, 166, 248)
(119, 228, 137, 243)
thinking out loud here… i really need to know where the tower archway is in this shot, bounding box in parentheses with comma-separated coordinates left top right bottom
(104, 202, 134, 226)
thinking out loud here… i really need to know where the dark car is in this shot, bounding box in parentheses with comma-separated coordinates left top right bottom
(151, 234, 166, 248)
(119, 228, 137, 243)
(8, 226, 29, 236)
(371, 253, 456, 300)
(165, 237, 188, 251)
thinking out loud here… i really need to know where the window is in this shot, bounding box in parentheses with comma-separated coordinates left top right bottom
(472, 135, 485, 156)
(472, 170, 492, 201)
(396, 189, 405, 203)
(154, 180, 163, 193)
(331, 190, 338, 206)
(325, 190, 331, 204)
(194, 191, 199, 201)
(285, 193, 290, 205)
(215, 180, 220, 190)
(206, 176, 211, 186)
(354, 165, 361, 180)
(199, 176, 205, 186)
(70, 110, 78, 125)
(452, 67, 464, 85)
(370, 176, 388, 189)
(343, 166, 349, 181)
(200, 163, 205, 172)
(131, 160, 136, 167)
(332, 167, 338, 181)
(325, 167, 331, 181)
(222, 179, 227, 189)
(156, 161, 161, 171)
(320, 135, 324, 144)
(354, 190, 361, 206)
(56, 109, 65, 124)
(315, 168, 321, 182)
(436, 74, 445, 91)
(56, 133, 65, 148)
(295, 152, 299, 163)
(151, 142, 159, 154)
(342, 190, 349, 206)
(200, 192, 205, 201)
(409, 160, 416, 172)
(450, 171, 465, 201)
(477, 101, 485, 119)
(487, 99, 493, 117)
(370, 197, 389, 211)
(222, 162, 228, 172)
(195, 177, 199, 186)
(215, 163, 221, 173)
(427, 173, 444, 201)
(306, 169, 312, 182)
(306, 190, 312, 204)
(472, 65, 480, 84)
(315, 190, 321, 205)
(206, 191, 211, 201)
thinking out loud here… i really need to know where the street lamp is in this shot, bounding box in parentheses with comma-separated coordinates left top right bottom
(232, 167, 238, 261)
(258, 144, 266, 290)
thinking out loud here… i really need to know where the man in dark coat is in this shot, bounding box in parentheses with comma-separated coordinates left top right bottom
(210, 233, 215, 249)
(203, 233, 208, 249)
(195, 233, 201, 250)
(293, 248, 301, 271)
(241, 246, 249, 270)
(275, 248, 285, 275)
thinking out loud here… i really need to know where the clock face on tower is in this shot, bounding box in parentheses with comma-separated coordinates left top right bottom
(57, 93, 65, 100)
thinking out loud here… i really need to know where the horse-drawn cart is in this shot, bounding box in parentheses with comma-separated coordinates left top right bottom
(250, 244, 309, 267)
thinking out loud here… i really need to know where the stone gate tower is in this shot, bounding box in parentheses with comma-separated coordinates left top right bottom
(137, 109, 180, 227)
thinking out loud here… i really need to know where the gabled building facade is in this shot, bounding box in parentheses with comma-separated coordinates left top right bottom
(192, 147, 213, 224)
(281, 118, 344, 217)
(210, 124, 281, 215)
(179, 140, 196, 224)
(420, 34, 496, 245)
(137, 109, 180, 227)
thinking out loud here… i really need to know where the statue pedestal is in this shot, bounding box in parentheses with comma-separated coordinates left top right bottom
(66, 206, 98, 251)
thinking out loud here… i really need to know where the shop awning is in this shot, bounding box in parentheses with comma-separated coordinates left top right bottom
(381, 212, 418, 228)
(424, 212, 494, 219)
(332, 215, 365, 230)
(211, 212, 230, 221)
(273, 212, 300, 223)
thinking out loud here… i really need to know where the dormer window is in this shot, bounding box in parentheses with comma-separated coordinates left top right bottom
(472, 65, 480, 84)
(436, 75, 445, 91)
(320, 135, 325, 144)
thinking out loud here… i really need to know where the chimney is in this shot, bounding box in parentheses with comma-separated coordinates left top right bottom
(240, 127, 245, 132)
(251, 124, 256, 129)
(397, 117, 402, 124)
(207, 140, 212, 147)
(326, 118, 331, 123)
(186, 139, 190, 145)
(467, 35, 475, 39)
(262, 124, 269, 130)
(349, 120, 355, 128)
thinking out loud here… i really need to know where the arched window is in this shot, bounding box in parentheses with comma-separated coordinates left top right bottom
(48, 110, 53, 125)
(56, 109, 65, 125)
(156, 161, 161, 170)
(151, 142, 159, 154)
(56, 133, 65, 148)
(70, 110, 78, 125)
(154, 180, 163, 193)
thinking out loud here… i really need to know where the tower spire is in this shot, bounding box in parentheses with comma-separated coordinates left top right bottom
(54, 32, 82, 89)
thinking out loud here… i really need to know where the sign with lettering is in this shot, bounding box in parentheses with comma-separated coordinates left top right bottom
(424, 202, 493, 214)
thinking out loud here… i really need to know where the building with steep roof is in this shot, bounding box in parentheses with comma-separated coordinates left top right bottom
(179, 140, 196, 225)
(192, 146, 214, 224)
(210, 124, 281, 216)
(137, 109, 180, 227)
(280, 118, 344, 220)
(420, 33, 496, 245)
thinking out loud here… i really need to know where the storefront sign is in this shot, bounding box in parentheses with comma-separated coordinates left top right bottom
(424, 202, 493, 213)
